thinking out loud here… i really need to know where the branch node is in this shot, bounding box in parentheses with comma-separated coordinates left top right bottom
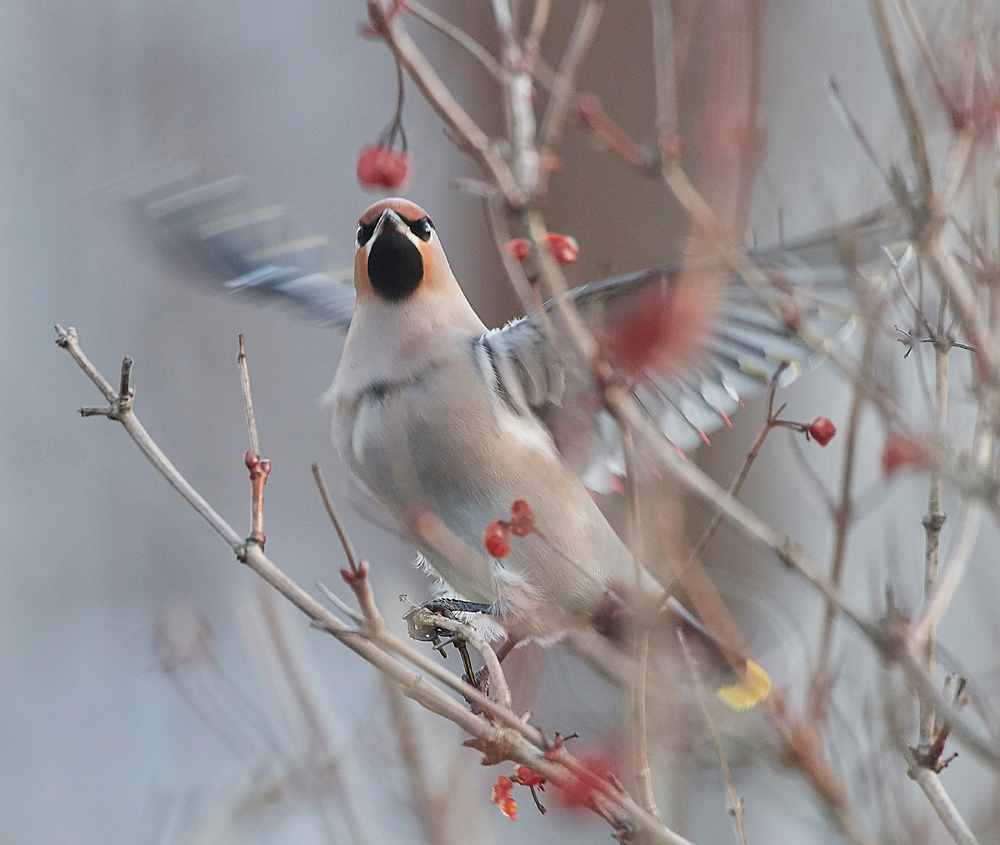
(79, 406, 111, 418)
(119, 357, 134, 400)
(236, 536, 265, 563)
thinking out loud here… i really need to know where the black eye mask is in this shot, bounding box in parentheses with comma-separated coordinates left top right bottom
(360, 212, 436, 301)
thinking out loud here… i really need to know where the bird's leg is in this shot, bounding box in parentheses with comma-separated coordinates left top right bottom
(420, 598, 495, 615)
(403, 600, 504, 696)
(452, 639, 480, 689)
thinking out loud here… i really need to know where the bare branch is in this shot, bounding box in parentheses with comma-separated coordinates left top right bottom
(406, 1, 503, 81)
(369, 2, 524, 205)
(238, 335, 260, 458)
(905, 749, 982, 845)
(522, 0, 551, 74)
(870, 0, 933, 208)
(54, 326, 702, 845)
(537, 0, 605, 194)
(312, 463, 360, 576)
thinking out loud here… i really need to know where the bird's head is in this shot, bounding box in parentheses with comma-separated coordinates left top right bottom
(354, 198, 456, 304)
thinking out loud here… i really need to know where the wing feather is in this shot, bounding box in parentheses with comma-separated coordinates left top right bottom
(484, 207, 912, 488)
(116, 167, 356, 328)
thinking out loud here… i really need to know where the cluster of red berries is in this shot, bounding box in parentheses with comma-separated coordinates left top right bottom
(491, 766, 545, 821)
(504, 233, 580, 266)
(482, 499, 536, 559)
(356, 145, 411, 190)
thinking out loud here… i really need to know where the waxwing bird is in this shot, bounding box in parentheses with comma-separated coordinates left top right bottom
(126, 173, 911, 639)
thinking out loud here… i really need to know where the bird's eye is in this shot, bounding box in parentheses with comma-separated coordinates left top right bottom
(356, 219, 378, 247)
(408, 216, 434, 242)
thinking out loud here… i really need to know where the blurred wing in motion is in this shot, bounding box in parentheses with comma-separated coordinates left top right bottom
(483, 207, 912, 489)
(116, 170, 910, 487)
(111, 166, 356, 328)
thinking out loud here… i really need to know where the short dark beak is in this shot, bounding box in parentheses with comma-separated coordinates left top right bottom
(372, 208, 407, 242)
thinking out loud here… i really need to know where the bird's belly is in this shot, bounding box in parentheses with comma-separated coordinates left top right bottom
(333, 369, 633, 622)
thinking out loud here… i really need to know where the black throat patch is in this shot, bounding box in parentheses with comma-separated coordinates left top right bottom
(367, 229, 424, 301)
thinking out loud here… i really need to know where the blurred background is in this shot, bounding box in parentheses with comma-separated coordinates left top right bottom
(3, 1, 997, 842)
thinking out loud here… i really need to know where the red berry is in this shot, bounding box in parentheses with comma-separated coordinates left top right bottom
(356, 145, 412, 190)
(544, 233, 579, 265)
(508, 499, 535, 537)
(881, 432, 930, 476)
(491, 776, 517, 821)
(504, 238, 531, 263)
(807, 417, 836, 446)
(513, 765, 544, 787)
(483, 519, 511, 558)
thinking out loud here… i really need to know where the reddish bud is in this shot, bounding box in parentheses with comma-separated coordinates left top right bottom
(508, 499, 535, 537)
(491, 776, 518, 821)
(575, 93, 602, 124)
(513, 766, 545, 787)
(542, 153, 563, 172)
(356, 145, 412, 190)
(807, 417, 836, 446)
(881, 432, 931, 477)
(504, 238, 531, 263)
(544, 233, 579, 265)
(483, 519, 511, 558)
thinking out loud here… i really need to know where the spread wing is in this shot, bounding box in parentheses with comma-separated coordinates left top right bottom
(113, 167, 356, 328)
(480, 208, 912, 490)
(116, 171, 909, 488)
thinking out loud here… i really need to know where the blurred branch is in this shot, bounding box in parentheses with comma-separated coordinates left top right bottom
(677, 631, 749, 845)
(536, 0, 604, 195)
(870, 0, 933, 209)
(522, 0, 551, 73)
(608, 386, 1000, 772)
(381, 679, 456, 845)
(405, 1, 503, 80)
(810, 310, 879, 725)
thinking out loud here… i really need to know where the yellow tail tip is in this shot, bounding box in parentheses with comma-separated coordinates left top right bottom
(717, 660, 771, 711)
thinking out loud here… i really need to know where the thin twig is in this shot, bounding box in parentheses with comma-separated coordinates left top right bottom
(406, 1, 503, 80)
(905, 750, 982, 845)
(238, 335, 260, 458)
(631, 628, 660, 821)
(912, 418, 992, 650)
(607, 388, 1000, 771)
(677, 631, 750, 845)
(918, 329, 950, 747)
(490, 0, 539, 195)
(869, 0, 933, 209)
(312, 463, 360, 575)
(370, 2, 524, 205)
(890, 0, 953, 119)
(690, 364, 788, 561)
(649, 0, 679, 141)
(537, 0, 605, 194)
(828, 77, 894, 188)
(237, 335, 269, 545)
(522, 0, 551, 74)
(886, 245, 934, 337)
(810, 310, 878, 725)
(381, 678, 454, 845)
